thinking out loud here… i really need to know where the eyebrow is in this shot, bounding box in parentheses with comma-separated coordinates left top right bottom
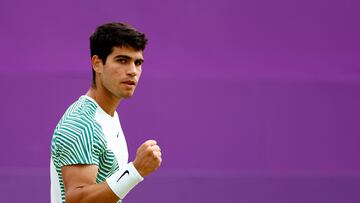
(114, 55, 144, 63)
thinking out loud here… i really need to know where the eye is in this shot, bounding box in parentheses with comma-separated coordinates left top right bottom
(135, 60, 143, 66)
(117, 59, 127, 64)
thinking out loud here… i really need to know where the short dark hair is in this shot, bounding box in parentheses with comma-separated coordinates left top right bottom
(89, 22, 148, 86)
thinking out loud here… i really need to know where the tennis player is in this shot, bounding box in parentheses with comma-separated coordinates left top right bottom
(50, 22, 162, 203)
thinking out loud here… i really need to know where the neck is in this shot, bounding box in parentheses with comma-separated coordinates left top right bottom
(86, 85, 121, 117)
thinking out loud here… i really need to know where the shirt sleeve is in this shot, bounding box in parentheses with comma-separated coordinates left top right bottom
(52, 116, 103, 167)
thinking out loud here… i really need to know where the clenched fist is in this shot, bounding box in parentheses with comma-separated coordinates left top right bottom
(133, 140, 162, 177)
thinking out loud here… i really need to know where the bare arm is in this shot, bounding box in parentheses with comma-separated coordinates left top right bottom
(62, 140, 162, 203)
(62, 164, 119, 203)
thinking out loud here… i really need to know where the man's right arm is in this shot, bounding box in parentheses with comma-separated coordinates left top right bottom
(62, 164, 120, 203)
(62, 140, 162, 203)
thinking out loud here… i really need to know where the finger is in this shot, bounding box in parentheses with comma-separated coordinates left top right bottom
(139, 140, 157, 151)
(145, 140, 157, 146)
(153, 150, 162, 158)
(151, 145, 161, 151)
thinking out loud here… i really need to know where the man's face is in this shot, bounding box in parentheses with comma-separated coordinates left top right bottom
(94, 46, 144, 99)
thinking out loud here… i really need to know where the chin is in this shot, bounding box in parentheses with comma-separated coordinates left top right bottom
(120, 92, 134, 99)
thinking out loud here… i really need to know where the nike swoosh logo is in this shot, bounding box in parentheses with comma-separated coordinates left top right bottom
(117, 170, 129, 182)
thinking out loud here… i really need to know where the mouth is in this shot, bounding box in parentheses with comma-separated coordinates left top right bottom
(121, 80, 137, 86)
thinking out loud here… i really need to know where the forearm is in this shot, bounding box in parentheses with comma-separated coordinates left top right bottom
(65, 162, 143, 203)
(66, 181, 119, 203)
(61, 139, 161, 203)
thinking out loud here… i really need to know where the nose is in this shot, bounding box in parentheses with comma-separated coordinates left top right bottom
(127, 63, 137, 77)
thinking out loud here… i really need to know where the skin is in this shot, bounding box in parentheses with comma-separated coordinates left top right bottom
(62, 46, 162, 203)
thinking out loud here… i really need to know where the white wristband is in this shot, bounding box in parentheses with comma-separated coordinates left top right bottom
(106, 162, 144, 199)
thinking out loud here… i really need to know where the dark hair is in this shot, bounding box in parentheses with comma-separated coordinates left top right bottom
(89, 22, 148, 86)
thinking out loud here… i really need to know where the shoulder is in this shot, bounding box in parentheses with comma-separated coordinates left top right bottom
(54, 96, 103, 140)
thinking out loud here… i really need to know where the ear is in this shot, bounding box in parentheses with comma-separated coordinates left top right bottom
(91, 55, 103, 74)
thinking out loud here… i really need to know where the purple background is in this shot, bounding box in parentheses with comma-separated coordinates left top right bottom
(1, 0, 360, 202)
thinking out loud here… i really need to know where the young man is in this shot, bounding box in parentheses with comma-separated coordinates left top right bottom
(50, 22, 162, 203)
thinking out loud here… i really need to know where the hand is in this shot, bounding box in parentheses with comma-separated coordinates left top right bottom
(133, 140, 162, 177)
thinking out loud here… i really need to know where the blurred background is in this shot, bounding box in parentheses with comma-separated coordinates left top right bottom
(1, 0, 360, 202)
